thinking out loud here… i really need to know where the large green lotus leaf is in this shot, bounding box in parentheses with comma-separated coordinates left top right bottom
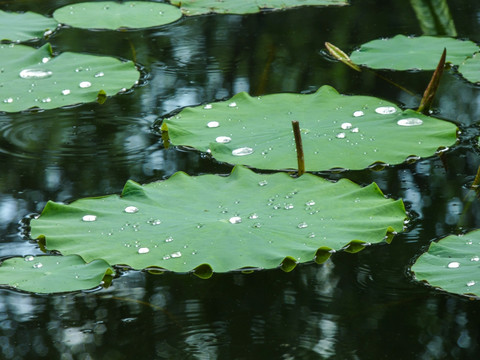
(0, 43, 139, 112)
(169, 0, 348, 16)
(30, 166, 406, 276)
(164, 86, 457, 171)
(411, 230, 480, 298)
(458, 54, 480, 84)
(0, 10, 58, 42)
(0, 255, 114, 294)
(53, 1, 182, 30)
(349, 35, 478, 70)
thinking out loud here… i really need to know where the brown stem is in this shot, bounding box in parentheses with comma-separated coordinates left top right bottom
(291, 120, 305, 176)
(418, 48, 446, 114)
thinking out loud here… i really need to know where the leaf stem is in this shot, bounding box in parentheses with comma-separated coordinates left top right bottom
(291, 120, 305, 176)
(417, 48, 446, 114)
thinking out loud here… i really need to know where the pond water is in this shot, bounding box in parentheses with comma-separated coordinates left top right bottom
(1, 0, 480, 358)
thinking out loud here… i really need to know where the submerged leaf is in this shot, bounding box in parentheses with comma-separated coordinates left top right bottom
(54, 1, 182, 30)
(412, 230, 480, 298)
(0, 255, 114, 294)
(30, 166, 406, 275)
(0, 43, 139, 112)
(0, 10, 58, 42)
(170, 0, 348, 16)
(350, 35, 478, 70)
(164, 86, 457, 171)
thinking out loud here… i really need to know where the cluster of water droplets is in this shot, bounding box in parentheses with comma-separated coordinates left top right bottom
(205, 117, 253, 156)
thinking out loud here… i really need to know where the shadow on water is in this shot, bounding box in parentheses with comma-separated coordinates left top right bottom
(1, 0, 480, 359)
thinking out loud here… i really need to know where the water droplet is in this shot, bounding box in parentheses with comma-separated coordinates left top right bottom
(258, 180, 268, 186)
(297, 222, 308, 229)
(79, 81, 92, 88)
(124, 206, 139, 213)
(447, 261, 460, 269)
(24, 255, 35, 262)
(203, 104, 212, 109)
(42, 98, 51, 103)
(94, 72, 104, 78)
(138, 247, 149, 254)
(215, 136, 231, 144)
(3, 97, 13, 103)
(253, 222, 262, 228)
(62, 89, 71, 95)
(284, 204, 294, 210)
(249, 213, 259, 219)
(353, 110, 364, 117)
(467, 280, 476, 287)
(341, 122, 352, 130)
(33, 262, 43, 269)
(308, 232, 315, 238)
(305, 200, 315, 206)
(471, 256, 479, 262)
(336, 132, 346, 139)
(351, 127, 359, 133)
(171, 251, 182, 258)
(165, 236, 173, 243)
(207, 121, 219, 128)
(42, 57, 50, 64)
(19, 69, 52, 79)
(229, 216, 242, 224)
(228, 102, 237, 107)
(232, 147, 253, 156)
(375, 106, 396, 114)
(163, 255, 171, 260)
(397, 118, 423, 126)
(82, 215, 97, 222)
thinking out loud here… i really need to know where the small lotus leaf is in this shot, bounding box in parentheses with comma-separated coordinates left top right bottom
(0, 255, 114, 294)
(164, 86, 457, 171)
(170, 0, 348, 16)
(0, 10, 58, 42)
(0, 43, 139, 112)
(458, 54, 480, 84)
(30, 166, 406, 276)
(412, 230, 480, 298)
(53, 1, 182, 30)
(349, 35, 478, 70)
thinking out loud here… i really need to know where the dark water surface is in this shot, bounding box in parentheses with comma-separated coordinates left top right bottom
(1, 0, 480, 358)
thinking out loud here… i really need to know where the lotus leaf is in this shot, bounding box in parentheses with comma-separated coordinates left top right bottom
(0, 255, 114, 294)
(0, 43, 139, 112)
(411, 230, 480, 297)
(53, 1, 182, 30)
(349, 35, 478, 70)
(170, 0, 348, 16)
(458, 54, 480, 84)
(30, 166, 406, 277)
(164, 86, 457, 171)
(0, 10, 58, 42)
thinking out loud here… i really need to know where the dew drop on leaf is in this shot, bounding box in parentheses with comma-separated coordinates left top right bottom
(79, 81, 92, 88)
(33, 262, 43, 269)
(228, 102, 237, 107)
(375, 106, 396, 114)
(19, 69, 52, 79)
(138, 247, 149, 254)
(229, 216, 242, 224)
(171, 251, 182, 258)
(215, 136, 231, 144)
(62, 89, 71, 95)
(94, 72, 105, 78)
(82, 215, 97, 222)
(471, 256, 479, 262)
(232, 147, 253, 156)
(249, 213, 259, 219)
(305, 200, 315, 206)
(297, 222, 308, 229)
(397, 118, 423, 126)
(258, 180, 268, 186)
(207, 121, 219, 128)
(203, 104, 212, 109)
(341, 122, 352, 130)
(124, 206, 139, 213)
(336, 132, 346, 139)
(353, 110, 364, 117)
(447, 261, 460, 268)
(467, 280, 476, 287)
(24, 255, 35, 262)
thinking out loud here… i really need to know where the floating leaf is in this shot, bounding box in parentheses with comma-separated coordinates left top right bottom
(458, 54, 480, 84)
(164, 86, 457, 171)
(0, 10, 58, 42)
(30, 166, 406, 275)
(411, 230, 480, 298)
(53, 1, 182, 30)
(0, 43, 139, 112)
(349, 35, 478, 70)
(0, 255, 114, 294)
(170, 0, 348, 16)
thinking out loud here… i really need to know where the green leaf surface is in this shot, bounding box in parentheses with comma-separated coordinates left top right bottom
(170, 0, 348, 16)
(458, 54, 480, 84)
(30, 166, 406, 275)
(0, 255, 114, 294)
(53, 1, 182, 30)
(0, 43, 139, 112)
(350, 35, 478, 70)
(164, 86, 457, 171)
(0, 10, 58, 42)
(412, 231, 480, 298)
